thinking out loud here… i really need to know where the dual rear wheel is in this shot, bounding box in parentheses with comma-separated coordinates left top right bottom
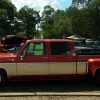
(94, 71, 100, 86)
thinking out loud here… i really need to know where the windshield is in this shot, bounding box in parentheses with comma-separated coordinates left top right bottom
(14, 42, 25, 54)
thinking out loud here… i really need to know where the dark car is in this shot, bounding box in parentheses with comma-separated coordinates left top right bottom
(73, 41, 100, 55)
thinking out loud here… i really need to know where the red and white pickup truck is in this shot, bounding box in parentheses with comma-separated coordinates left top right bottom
(0, 39, 100, 86)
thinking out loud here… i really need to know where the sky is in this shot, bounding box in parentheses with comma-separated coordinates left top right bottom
(11, 0, 72, 12)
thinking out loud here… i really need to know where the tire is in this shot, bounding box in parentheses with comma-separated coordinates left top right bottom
(94, 71, 100, 87)
(0, 70, 7, 86)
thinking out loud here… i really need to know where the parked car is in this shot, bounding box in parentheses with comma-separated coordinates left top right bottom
(73, 41, 99, 54)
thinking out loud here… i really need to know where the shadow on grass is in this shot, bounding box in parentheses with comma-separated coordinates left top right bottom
(0, 79, 100, 93)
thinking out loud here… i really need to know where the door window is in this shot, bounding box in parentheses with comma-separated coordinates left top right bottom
(50, 42, 70, 55)
(22, 42, 46, 56)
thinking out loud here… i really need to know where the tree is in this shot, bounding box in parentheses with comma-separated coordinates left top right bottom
(72, 0, 100, 40)
(17, 6, 41, 38)
(0, 0, 17, 37)
(52, 9, 71, 38)
(87, 0, 100, 40)
(40, 5, 55, 38)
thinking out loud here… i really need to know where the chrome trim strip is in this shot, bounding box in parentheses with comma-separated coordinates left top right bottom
(86, 62, 88, 73)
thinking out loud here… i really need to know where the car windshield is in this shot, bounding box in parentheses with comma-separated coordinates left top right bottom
(14, 42, 25, 54)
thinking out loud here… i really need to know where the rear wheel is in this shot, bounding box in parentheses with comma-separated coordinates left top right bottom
(0, 70, 7, 86)
(94, 71, 100, 86)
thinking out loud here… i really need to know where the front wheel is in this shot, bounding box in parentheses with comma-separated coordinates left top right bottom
(0, 70, 7, 86)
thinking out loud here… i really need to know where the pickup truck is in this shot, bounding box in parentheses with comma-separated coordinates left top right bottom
(0, 39, 100, 86)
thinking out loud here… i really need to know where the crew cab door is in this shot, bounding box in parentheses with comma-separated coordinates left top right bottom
(49, 41, 75, 79)
(16, 41, 49, 80)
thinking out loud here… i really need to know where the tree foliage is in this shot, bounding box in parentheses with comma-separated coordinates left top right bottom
(0, 0, 16, 37)
(40, 5, 55, 38)
(0, 0, 100, 40)
(17, 6, 40, 38)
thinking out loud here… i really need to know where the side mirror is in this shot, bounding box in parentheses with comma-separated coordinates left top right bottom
(20, 55, 24, 60)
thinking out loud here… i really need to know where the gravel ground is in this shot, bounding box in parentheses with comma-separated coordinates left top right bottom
(0, 96, 100, 100)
